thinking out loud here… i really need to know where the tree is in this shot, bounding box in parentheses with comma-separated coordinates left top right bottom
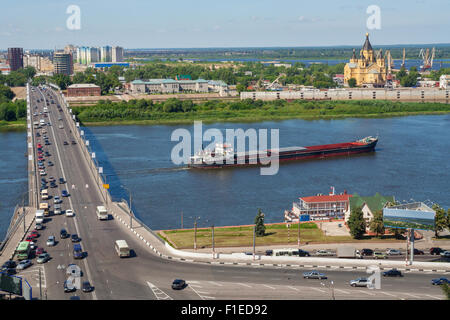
(369, 210, 385, 237)
(254, 209, 266, 237)
(347, 206, 366, 239)
(348, 78, 357, 88)
(432, 204, 449, 238)
(441, 283, 450, 300)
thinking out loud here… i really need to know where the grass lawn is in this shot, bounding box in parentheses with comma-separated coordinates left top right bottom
(157, 222, 405, 249)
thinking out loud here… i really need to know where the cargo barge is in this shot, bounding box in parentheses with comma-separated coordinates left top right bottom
(188, 136, 378, 168)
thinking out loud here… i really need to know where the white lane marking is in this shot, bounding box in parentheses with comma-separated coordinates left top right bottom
(309, 287, 326, 293)
(425, 294, 442, 300)
(208, 281, 223, 287)
(357, 289, 375, 296)
(287, 286, 299, 291)
(38, 87, 97, 300)
(146, 282, 173, 300)
(404, 293, 421, 299)
(188, 283, 206, 300)
(237, 283, 252, 288)
(379, 291, 396, 297)
(263, 284, 276, 290)
(334, 289, 350, 295)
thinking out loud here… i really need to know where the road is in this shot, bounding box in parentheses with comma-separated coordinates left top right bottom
(18, 85, 447, 300)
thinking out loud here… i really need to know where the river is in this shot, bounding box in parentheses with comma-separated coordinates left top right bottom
(1, 115, 449, 238)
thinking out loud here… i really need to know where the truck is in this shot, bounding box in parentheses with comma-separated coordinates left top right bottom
(337, 246, 362, 259)
(96, 206, 108, 220)
(35, 210, 45, 224)
(39, 203, 49, 216)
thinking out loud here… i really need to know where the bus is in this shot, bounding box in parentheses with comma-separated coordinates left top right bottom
(39, 202, 49, 216)
(115, 240, 130, 258)
(16, 241, 31, 260)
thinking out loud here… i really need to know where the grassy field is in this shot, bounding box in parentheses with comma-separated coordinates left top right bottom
(0, 120, 27, 131)
(157, 222, 404, 249)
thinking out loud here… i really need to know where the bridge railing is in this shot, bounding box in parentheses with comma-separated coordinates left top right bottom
(0, 205, 22, 254)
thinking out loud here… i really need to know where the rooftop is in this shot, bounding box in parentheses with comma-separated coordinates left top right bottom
(301, 194, 352, 203)
(67, 83, 100, 89)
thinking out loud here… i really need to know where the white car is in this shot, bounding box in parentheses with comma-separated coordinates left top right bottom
(386, 249, 402, 255)
(350, 278, 369, 287)
(440, 251, 450, 258)
(315, 250, 335, 256)
(65, 209, 74, 217)
(53, 196, 62, 204)
(16, 259, 32, 270)
(39, 170, 46, 176)
(46, 235, 56, 246)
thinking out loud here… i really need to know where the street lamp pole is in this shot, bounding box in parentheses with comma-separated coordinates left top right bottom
(212, 224, 215, 259)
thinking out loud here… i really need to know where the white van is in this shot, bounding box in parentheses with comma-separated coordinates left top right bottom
(96, 206, 108, 220)
(35, 210, 45, 224)
(41, 189, 49, 200)
(115, 240, 130, 258)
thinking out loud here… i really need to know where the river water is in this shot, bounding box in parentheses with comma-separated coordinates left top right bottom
(1, 115, 449, 237)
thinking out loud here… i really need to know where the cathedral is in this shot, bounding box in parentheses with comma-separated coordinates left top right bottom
(344, 33, 387, 87)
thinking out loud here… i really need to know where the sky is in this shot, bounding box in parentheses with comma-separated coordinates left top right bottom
(1, 0, 449, 50)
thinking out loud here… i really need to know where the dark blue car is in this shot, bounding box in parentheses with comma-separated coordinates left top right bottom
(431, 278, 450, 285)
(62, 190, 69, 197)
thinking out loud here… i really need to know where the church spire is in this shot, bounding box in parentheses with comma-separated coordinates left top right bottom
(362, 32, 373, 51)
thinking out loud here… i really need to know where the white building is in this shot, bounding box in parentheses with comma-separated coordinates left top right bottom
(440, 75, 450, 89)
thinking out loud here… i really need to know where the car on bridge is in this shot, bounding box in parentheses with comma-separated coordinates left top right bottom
(441, 251, 450, 258)
(66, 209, 75, 217)
(54, 196, 62, 204)
(431, 278, 450, 285)
(64, 280, 76, 293)
(430, 247, 443, 255)
(37, 253, 50, 264)
(413, 249, 424, 255)
(350, 278, 369, 287)
(373, 251, 387, 259)
(62, 190, 69, 197)
(303, 271, 327, 279)
(315, 250, 334, 256)
(383, 268, 403, 277)
(46, 235, 56, 246)
(360, 249, 374, 256)
(16, 260, 32, 271)
(71, 234, 80, 242)
(82, 281, 94, 293)
(386, 249, 402, 255)
(59, 177, 65, 184)
(60, 229, 69, 239)
(64, 141, 68, 145)
(172, 279, 186, 290)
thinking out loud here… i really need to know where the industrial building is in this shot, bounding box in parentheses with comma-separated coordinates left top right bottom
(130, 78, 210, 94)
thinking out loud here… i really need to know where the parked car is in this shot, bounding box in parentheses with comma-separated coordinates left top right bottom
(37, 253, 50, 264)
(431, 278, 450, 285)
(430, 247, 443, 255)
(383, 268, 403, 277)
(46, 235, 56, 246)
(265, 250, 273, 256)
(373, 251, 387, 259)
(386, 249, 402, 255)
(16, 260, 32, 270)
(2, 260, 17, 270)
(297, 249, 311, 257)
(303, 271, 327, 279)
(440, 251, 450, 258)
(350, 278, 369, 287)
(63, 141, 68, 145)
(413, 249, 424, 255)
(171, 279, 186, 290)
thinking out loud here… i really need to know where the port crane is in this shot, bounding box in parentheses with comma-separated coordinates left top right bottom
(419, 47, 435, 71)
(266, 73, 286, 90)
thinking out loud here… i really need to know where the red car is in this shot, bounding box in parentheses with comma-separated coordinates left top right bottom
(37, 144, 42, 149)
(35, 247, 44, 255)
(25, 236, 34, 242)
(30, 231, 39, 238)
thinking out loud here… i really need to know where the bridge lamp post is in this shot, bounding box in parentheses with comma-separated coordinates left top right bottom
(190, 216, 201, 251)
(121, 185, 133, 229)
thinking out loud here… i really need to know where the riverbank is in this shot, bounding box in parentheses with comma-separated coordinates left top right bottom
(73, 98, 450, 127)
(0, 120, 26, 131)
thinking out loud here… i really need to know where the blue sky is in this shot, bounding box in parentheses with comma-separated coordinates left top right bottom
(1, 0, 449, 49)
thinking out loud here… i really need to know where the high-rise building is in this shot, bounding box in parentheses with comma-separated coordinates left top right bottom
(100, 46, 112, 62)
(23, 53, 42, 71)
(112, 46, 124, 62)
(8, 48, 24, 71)
(53, 51, 73, 75)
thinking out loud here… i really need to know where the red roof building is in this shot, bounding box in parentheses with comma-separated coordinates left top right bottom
(286, 187, 352, 221)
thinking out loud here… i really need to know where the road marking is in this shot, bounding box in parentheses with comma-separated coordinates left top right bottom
(262, 284, 276, 290)
(334, 289, 350, 295)
(237, 283, 252, 288)
(404, 293, 421, 299)
(379, 291, 396, 297)
(287, 286, 299, 291)
(309, 287, 326, 293)
(357, 289, 375, 296)
(146, 282, 173, 300)
(424, 294, 442, 300)
(208, 281, 223, 287)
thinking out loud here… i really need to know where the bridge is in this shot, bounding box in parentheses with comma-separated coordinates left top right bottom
(0, 84, 449, 301)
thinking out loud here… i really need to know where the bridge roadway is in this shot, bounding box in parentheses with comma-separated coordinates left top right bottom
(25, 85, 446, 300)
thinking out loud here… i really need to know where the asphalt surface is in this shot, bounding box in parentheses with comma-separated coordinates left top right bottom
(19, 85, 447, 300)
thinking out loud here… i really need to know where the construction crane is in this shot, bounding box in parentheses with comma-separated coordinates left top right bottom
(266, 73, 286, 90)
(419, 47, 435, 71)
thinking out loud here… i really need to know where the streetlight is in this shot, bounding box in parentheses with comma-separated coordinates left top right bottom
(320, 280, 335, 300)
(121, 185, 133, 228)
(189, 216, 201, 250)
